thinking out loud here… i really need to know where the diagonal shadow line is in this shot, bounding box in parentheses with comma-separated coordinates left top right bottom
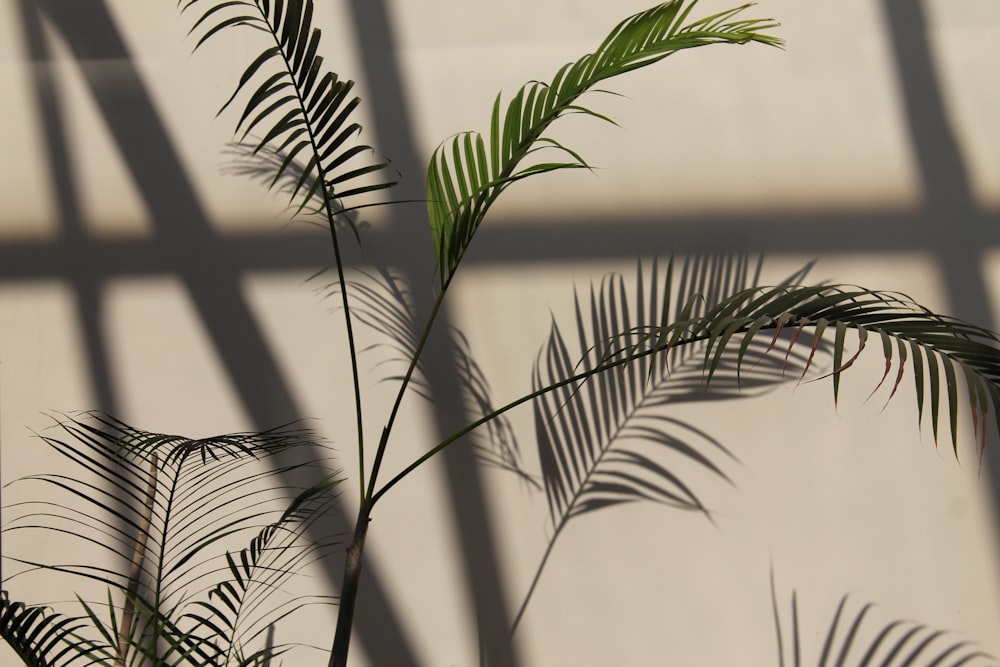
(880, 0, 1000, 519)
(27, 2, 419, 664)
(17, 0, 116, 417)
(345, 1, 522, 664)
(3, 0, 998, 660)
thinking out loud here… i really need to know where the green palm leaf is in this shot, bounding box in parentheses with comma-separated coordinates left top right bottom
(3, 413, 336, 665)
(426, 0, 780, 288)
(0, 591, 109, 667)
(179, 0, 396, 221)
(618, 282, 1000, 458)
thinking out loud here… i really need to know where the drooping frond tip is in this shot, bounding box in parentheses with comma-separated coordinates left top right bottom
(617, 281, 1000, 464)
(426, 1, 780, 289)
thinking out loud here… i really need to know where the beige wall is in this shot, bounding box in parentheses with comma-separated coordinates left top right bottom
(2, 1, 999, 665)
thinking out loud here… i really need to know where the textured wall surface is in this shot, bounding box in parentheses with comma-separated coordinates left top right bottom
(2, 1, 999, 665)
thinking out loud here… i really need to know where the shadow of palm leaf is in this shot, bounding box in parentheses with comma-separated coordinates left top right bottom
(512, 254, 820, 631)
(2, 413, 340, 665)
(220, 141, 374, 241)
(771, 575, 997, 667)
(324, 267, 539, 489)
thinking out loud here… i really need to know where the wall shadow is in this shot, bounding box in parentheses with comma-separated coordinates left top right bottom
(14, 1, 420, 665)
(0, 0, 996, 665)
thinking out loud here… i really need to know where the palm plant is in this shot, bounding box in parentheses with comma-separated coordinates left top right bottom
(3, 414, 339, 666)
(3, 0, 1000, 665)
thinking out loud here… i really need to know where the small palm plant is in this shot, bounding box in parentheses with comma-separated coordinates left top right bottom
(3, 1, 1000, 665)
(2, 414, 339, 665)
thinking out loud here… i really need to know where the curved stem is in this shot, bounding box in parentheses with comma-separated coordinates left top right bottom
(364, 277, 452, 501)
(117, 453, 158, 667)
(324, 206, 367, 501)
(371, 331, 702, 505)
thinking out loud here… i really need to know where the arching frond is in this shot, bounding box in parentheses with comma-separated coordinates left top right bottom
(533, 255, 802, 529)
(426, 0, 780, 288)
(619, 282, 1000, 459)
(0, 591, 108, 667)
(180, 478, 340, 665)
(3, 413, 337, 665)
(179, 0, 396, 221)
(512, 255, 803, 631)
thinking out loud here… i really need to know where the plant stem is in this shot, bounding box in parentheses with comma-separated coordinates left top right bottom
(370, 335, 678, 504)
(116, 452, 158, 667)
(324, 208, 367, 503)
(256, 8, 369, 501)
(365, 282, 450, 501)
(328, 500, 372, 667)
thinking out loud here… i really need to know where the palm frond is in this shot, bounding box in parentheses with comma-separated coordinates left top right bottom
(534, 255, 799, 530)
(0, 591, 108, 667)
(3, 413, 337, 666)
(426, 0, 780, 288)
(511, 255, 798, 631)
(771, 580, 998, 667)
(179, 0, 396, 222)
(181, 478, 340, 664)
(619, 281, 1000, 458)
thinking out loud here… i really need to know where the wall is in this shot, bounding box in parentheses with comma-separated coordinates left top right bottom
(1, 1, 999, 665)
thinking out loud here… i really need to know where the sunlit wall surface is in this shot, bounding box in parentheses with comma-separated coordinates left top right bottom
(2, 1, 999, 665)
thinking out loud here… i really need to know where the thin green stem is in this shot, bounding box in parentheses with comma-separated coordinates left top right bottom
(370, 331, 701, 505)
(364, 278, 452, 501)
(324, 206, 367, 501)
(255, 11, 368, 500)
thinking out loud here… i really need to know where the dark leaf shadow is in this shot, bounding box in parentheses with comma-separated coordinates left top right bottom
(511, 254, 822, 632)
(320, 266, 538, 489)
(219, 141, 374, 241)
(771, 571, 997, 667)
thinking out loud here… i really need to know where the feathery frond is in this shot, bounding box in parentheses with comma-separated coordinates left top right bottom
(181, 478, 340, 666)
(3, 413, 337, 665)
(512, 255, 802, 631)
(618, 281, 1000, 458)
(0, 591, 107, 667)
(426, 0, 780, 288)
(179, 0, 396, 222)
